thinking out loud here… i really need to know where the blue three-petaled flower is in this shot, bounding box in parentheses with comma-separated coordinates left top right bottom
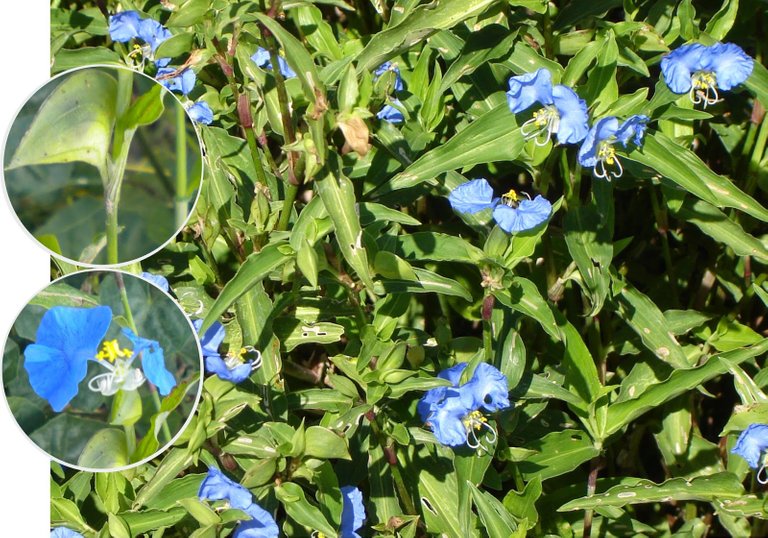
(577, 115, 649, 180)
(418, 362, 511, 447)
(448, 178, 552, 233)
(661, 42, 754, 107)
(507, 68, 589, 146)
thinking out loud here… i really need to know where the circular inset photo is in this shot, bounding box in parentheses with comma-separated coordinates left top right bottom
(2, 65, 203, 266)
(2, 270, 202, 470)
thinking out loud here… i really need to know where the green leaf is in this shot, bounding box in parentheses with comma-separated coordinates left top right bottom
(177, 498, 222, 526)
(387, 104, 523, 192)
(745, 61, 768, 109)
(77, 428, 129, 469)
(119, 84, 166, 130)
(631, 133, 768, 222)
(671, 198, 768, 262)
(494, 278, 561, 341)
(274, 319, 345, 351)
(134, 448, 195, 508)
(392, 232, 485, 263)
(564, 202, 613, 316)
(107, 513, 132, 538)
(440, 24, 517, 92)
(503, 476, 542, 525)
(355, 0, 502, 72)
(166, 0, 210, 27)
(721, 403, 768, 435)
(109, 389, 143, 426)
(704, 0, 739, 40)
(120, 508, 187, 534)
(468, 482, 517, 537)
(28, 283, 99, 308)
(254, 13, 327, 106)
(52, 47, 122, 74)
(518, 429, 599, 481)
(275, 482, 337, 536)
(375, 267, 472, 300)
(9, 70, 117, 181)
(611, 275, 690, 368)
(200, 241, 293, 333)
(559, 473, 745, 511)
(605, 339, 768, 436)
(304, 426, 351, 459)
(316, 163, 375, 290)
(154, 32, 195, 57)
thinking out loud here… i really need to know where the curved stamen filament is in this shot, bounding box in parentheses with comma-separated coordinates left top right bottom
(758, 464, 768, 485)
(520, 106, 560, 146)
(88, 372, 115, 394)
(594, 142, 624, 181)
(690, 71, 721, 108)
(464, 410, 498, 450)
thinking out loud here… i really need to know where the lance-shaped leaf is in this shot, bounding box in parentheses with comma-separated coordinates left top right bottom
(8, 70, 117, 181)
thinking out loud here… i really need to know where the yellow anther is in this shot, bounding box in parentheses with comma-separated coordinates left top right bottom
(597, 142, 616, 162)
(463, 410, 487, 430)
(502, 189, 520, 202)
(96, 340, 133, 363)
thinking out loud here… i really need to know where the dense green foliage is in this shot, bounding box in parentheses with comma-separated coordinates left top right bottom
(47, 0, 768, 536)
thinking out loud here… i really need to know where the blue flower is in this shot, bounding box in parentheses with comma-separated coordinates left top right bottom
(374, 61, 404, 92)
(340, 486, 366, 538)
(661, 42, 754, 106)
(51, 528, 85, 538)
(137, 18, 171, 54)
(122, 329, 176, 396)
(198, 467, 254, 509)
(448, 178, 496, 214)
(186, 101, 214, 125)
(199, 467, 278, 538)
(377, 99, 404, 123)
(108, 11, 142, 42)
(578, 115, 649, 180)
(507, 68, 588, 145)
(449, 179, 552, 234)
(731, 424, 768, 469)
(419, 363, 510, 448)
(493, 194, 552, 233)
(251, 47, 297, 79)
(24, 306, 112, 412)
(140, 272, 169, 293)
(157, 67, 196, 96)
(193, 320, 259, 383)
(233, 502, 280, 538)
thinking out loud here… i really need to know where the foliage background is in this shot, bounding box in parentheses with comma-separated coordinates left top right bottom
(45, 0, 768, 537)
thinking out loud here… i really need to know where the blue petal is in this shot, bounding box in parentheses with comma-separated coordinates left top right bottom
(51, 529, 85, 538)
(140, 272, 169, 292)
(661, 43, 707, 94)
(428, 388, 473, 446)
(205, 355, 252, 383)
(616, 114, 649, 148)
(198, 467, 254, 510)
(193, 319, 226, 358)
(438, 363, 468, 386)
(448, 178, 496, 214)
(417, 385, 447, 423)
(492, 195, 552, 233)
(233, 502, 280, 538)
(24, 306, 112, 412)
(137, 18, 171, 53)
(464, 363, 510, 412)
(187, 101, 214, 125)
(157, 67, 196, 96)
(251, 47, 270, 67)
(506, 68, 554, 114)
(376, 100, 404, 123)
(731, 424, 768, 469)
(577, 117, 620, 168)
(552, 85, 589, 144)
(122, 329, 176, 396)
(340, 486, 366, 537)
(155, 57, 172, 68)
(704, 42, 754, 90)
(108, 11, 142, 42)
(275, 56, 297, 79)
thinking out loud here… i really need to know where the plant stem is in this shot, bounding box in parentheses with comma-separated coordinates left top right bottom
(482, 294, 495, 362)
(115, 272, 172, 443)
(582, 457, 601, 538)
(366, 410, 417, 516)
(746, 111, 768, 196)
(174, 103, 188, 229)
(124, 424, 136, 456)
